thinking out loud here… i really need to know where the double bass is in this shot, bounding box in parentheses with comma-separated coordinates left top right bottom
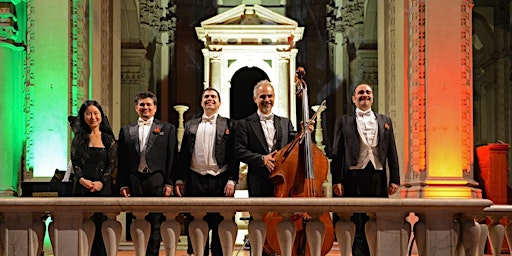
(262, 67, 334, 256)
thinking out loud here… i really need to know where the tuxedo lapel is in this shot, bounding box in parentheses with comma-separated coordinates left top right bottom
(216, 116, 227, 145)
(249, 113, 269, 153)
(274, 115, 282, 150)
(376, 114, 386, 148)
(347, 115, 361, 155)
(145, 119, 162, 152)
(129, 123, 141, 155)
(188, 118, 201, 136)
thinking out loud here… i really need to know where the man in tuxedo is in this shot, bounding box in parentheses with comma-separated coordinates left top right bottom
(174, 88, 239, 256)
(117, 91, 177, 256)
(235, 80, 296, 197)
(331, 83, 400, 256)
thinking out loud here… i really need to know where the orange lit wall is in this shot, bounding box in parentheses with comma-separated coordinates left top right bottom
(425, 0, 464, 179)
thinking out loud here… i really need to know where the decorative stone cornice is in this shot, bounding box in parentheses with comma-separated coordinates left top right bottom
(140, 0, 176, 46)
(0, 2, 20, 44)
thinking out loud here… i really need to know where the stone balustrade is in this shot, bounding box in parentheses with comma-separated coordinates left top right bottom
(0, 197, 494, 256)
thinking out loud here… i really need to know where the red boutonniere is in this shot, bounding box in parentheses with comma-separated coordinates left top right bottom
(225, 128, 230, 135)
(384, 123, 390, 130)
(153, 126, 164, 135)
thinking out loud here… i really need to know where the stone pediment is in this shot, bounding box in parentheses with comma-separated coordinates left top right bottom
(196, 4, 304, 49)
(200, 4, 297, 26)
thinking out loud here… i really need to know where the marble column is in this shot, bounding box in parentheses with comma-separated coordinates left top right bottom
(276, 51, 290, 119)
(210, 51, 222, 89)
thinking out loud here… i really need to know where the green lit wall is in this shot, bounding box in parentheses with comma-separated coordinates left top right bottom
(27, 0, 72, 177)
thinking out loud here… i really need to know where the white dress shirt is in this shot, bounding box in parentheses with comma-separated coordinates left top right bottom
(257, 110, 275, 152)
(190, 114, 227, 176)
(351, 108, 383, 170)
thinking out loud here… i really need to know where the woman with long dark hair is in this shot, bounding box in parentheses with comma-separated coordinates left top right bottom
(71, 100, 116, 255)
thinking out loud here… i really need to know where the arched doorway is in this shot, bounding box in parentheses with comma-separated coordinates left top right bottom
(230, 67, 269, 120)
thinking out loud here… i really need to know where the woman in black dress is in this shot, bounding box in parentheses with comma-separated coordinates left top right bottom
(71, 100, 116, 256)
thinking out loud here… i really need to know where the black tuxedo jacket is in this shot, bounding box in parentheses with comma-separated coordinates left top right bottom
(234, 112, 296, 179)
(117, 119, 177, 188)
(330, 113, 400, 186)
(175, 115, 239, 183)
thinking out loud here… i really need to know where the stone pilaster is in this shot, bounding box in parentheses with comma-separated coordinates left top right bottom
(403, 0, 480, 198)
(0, 1, 25, 195)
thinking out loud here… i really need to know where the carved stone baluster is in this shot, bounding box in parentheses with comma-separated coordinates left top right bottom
(102, 212, 121, 256)
(488, 215, 504, 256)
(173, 105, 189, 151)
(404, 217, 412, 256)
(505, 216, 512, 254)
(460, 214, 481, 256)
(413, 213, 426, 256)
(365, 213, 377, 256)
(478, 223, 489, 256)
(305, 212, 325, 256)
(161, 212, 181, 256)
(219, 211, 238, 255)
(188, 213, 209, 256)
(81, 212, 95, 256)
(453, 217, 461, 255)
(334, 212, 355, 256)
(276, 212, 295, 256)
(130, 211, 150, 256)
(30, 213, 46, 256)
(475, 215, 489, 256)
(249, 212, 267, 256)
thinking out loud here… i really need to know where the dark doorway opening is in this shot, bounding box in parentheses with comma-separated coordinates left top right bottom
(230, 67, 269, 120)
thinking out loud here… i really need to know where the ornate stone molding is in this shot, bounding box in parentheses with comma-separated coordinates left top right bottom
(382, 0, 397, 113)
(326, 0, 365, 47)
(350, 49, 378, 87)
(121, 48, 149, 86)
(0, 2, 20, 44)
(461, 0, 473, 176)
(139, 0, 176, 46)
(70, 0, 89, 114)
(408, 0, 426, 178)
(24, 1, 36, 172)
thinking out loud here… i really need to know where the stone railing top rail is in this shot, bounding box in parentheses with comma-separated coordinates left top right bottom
(0, 197, 492, 214)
